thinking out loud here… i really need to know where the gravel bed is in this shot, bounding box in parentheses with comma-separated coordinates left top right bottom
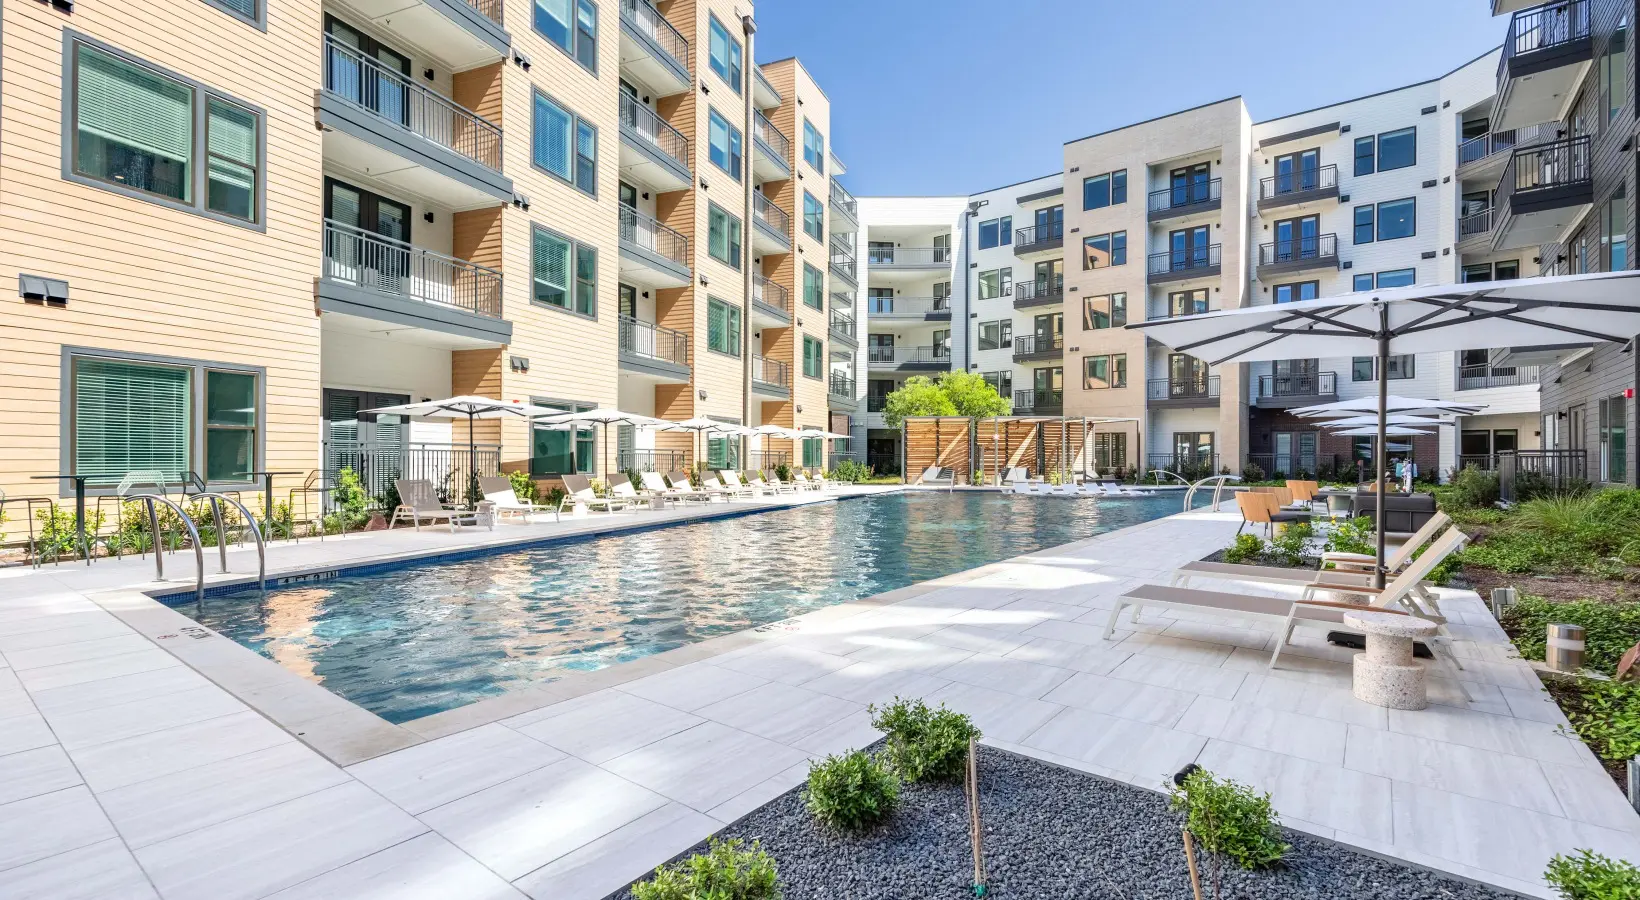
(617, 746, 1519, 900)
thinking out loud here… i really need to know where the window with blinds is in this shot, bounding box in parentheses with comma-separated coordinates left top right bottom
(707, 297, 739, 356)
(71, 40, 262, 223)
(708, 202, 742, 269)
(207, 0, 259, 22)
(72, 358, 192, 486)
(803, 264, 824, 309)
(532, 91, 596, 196)
(532, 227, 571, 309)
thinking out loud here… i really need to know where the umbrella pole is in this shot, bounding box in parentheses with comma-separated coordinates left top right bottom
(1375, 304, 1390, 590)
(468, 411, 478, 508)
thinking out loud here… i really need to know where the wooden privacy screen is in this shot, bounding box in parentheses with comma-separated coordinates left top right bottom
(905, 417, 1096, 485)
(904, 417, 972, 483)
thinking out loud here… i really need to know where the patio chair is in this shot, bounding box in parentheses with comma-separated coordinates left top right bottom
(390, 479, 469, 533)
(708, 472, 755, 499)
(288, 470, 338, 541)
(1321, 511, 1451, 575)
(915, 466, 954, 486)
(1105, 528, 1469, 677)
(611, 480, 656, 509)
(1235, 492, 1311, 537)
(790, 472, 825, 492)
(0, 489, 65, 569)
(94, 469, 175, 559)
(638, 471, 685, 507)
(720, 471, 763, 498)
(761, 470, 801, 494)
(664, 472, 718, 504)
(479, 475, 558, 524)
(560, 474, 633, 515)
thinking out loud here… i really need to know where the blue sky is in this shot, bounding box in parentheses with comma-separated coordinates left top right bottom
(754, 1, 1504, 197)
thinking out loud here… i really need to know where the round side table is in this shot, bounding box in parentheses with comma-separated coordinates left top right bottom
(1342, 610, 1440, 710)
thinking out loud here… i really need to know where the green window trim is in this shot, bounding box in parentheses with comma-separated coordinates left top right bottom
(802, 263, 824, 309)
(803, 191, 824, 240)
(707, 202, 743, 269)
(803, 335, 824, 379)
(530, 398, 597, 476)
(532, 224, 598, 317)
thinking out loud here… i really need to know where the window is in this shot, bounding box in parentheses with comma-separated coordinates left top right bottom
(977, 216, 1012, 250)
(532, 226, 597, 316)
(707, 108, 742, 180)
(707, 15, 742, 92)
(1083, 293, 1127, 330)
(803, 263, 824, 309)
(977, 267, 1011, 300)
(933, 281, 952, 308)
(1352, 355, 1416, 381)
(1082, 231, 1126, 269)
(1600, 396, 1628, 483)
(802, 119, 825, 172)
(803, 336, 824, 378)
(978, 320, 1015, 351)
(1083, 354, 1127, 390)
(1353, 274, 1374, 291)
(708, 202, 742, 268)
(1377, 127, 1415, 171)
(70, 353, 261, 487)
(533, 0, 598, 71)
(1375, 268, 1416, 288)
(1354, 136, 1375, 177)
(1094, 432, 1127, 471)
(532, 399, 596, 476)
(69, 40, 264, 225)
(532, 91, 597, 196)
(982, 370, 1013, 397)
(1377, 198, 1415, 240)
(803, 191, 824, 240)
(206, 0, 261, 25)
(1602, 19, 1628, 124)
(1605, 186, 1629, 271)
(706, 297, 742, 356)
(1082, 170, 1127, 210)
(1462, 260, 1521, 283)
(1354, 205, 1375, 244)
(1272, 282, 1317, 304)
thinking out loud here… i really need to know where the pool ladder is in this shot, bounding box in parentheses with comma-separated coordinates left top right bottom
(129, 493, 266, 605)
(1180, 475, 1243, 513)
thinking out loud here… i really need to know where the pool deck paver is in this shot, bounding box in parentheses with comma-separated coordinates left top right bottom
(0, 489, 1634, 898)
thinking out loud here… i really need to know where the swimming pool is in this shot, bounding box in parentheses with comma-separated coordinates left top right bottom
(174, 491, 1192, 722)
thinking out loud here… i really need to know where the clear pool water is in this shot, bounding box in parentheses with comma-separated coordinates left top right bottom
(177, 491, 1193, 723)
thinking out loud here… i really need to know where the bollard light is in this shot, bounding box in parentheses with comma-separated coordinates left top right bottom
(1546, 623, 1586, 673)
(1629, 758, 1640, 815)
(1490, 587, 1518, 618)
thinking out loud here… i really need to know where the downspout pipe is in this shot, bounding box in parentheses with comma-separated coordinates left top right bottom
(740, 15, 757, 469)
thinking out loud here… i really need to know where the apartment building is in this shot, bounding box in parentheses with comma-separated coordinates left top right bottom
(1481, 0, 1637, 487)
(0, 0, 851, 507)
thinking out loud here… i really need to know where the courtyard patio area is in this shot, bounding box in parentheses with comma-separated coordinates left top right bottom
(0, 489, 1633, 899)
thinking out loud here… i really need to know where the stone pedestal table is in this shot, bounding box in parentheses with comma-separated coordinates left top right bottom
(1342, 610, 1440, 710)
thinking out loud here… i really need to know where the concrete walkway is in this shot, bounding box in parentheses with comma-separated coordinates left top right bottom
(0, 491, 1634, 898)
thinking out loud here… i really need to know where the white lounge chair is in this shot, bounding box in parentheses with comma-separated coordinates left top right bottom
(611, 481, 657, 509)
(790, 472, 824, 492)
(390, 479, 472, 533)
(665, 471, 719, 504)
(762, 470, 801, 494)
(721, 471, 763, 498)
(559, 474, 633, 515)
(915, 466, 954, 487)
(639, 471, 686, 506)
(479, 476, 559, 524)
(1322, 511, 1451, 574)
(704, 473, 753, 500)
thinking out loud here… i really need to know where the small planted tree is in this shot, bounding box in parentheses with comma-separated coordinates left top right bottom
(804, 749, 900, 831)
(1169, 767, 1287, 899)
(881, 376, 956, 429)
(869, 697, 981, 782)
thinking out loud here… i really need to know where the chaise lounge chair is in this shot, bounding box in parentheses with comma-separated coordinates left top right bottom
(720, 470, 763, 498)
(665, 471, 719, 504)
(762, 470, 801, 494)
(390, 479, 475, 533)
(479, 476, 559, 524)
(704, 473, 754, 500)
(638, 471, 685, 507)
(790, 472, 824, 492)
(559, 474, 633, 516)
(915, 466, 954, 487)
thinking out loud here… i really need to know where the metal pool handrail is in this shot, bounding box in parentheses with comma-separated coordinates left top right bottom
(1181, 474, 1243, 512)
(130, 494, 205, 605)
(194, 492, 266, 599)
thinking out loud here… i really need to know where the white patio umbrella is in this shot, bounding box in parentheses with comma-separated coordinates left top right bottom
(1317, 414, 1457, 428)
(1329, 426, 1437, 437)
(659, 417, 748, 470)
(1291, 395, 1484, 418)
(794, 428, 852, 439)
(360, 396, 562, 501)
(533, 409, 674, 475)
(1128, 270, 1640, 584)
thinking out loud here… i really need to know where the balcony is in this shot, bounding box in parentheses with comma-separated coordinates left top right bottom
(1147, 376, 1220, 408)
(1458, 364, 1542, 390)
(618, 315, 690, 384)
(1255, 370, 1338, 408)
(1013, 277, 1064, 310)
(752, 111, 792, 182)
(753, 67, 782, 110)
(318, 35, 511, 209)
(752, 193, 792, 254)
(1458, 208, 1495, 248)
(318, 219, 509, 347)
(1012, 333, 1063, 363)
(752, 274, 791, 327)
(1494, 0, 1593, 132)
(830, 179, 859, 232)
(1012, 222, 1063, 259)
(830, 237, 858, 286)
(868, 346, 951, 372)
(1012, 389, 1063, 415)
(1148, 243, 1222, 284)
(752, 355, 791, 397)
(343, 0, 508, 71)
(865, 296, 950, 321)
(618, 94, 691, 193)
(1147, 296, 1217, 320)
(1148, 178, 1222, 222)
(618, 206, 691, 288)
(867, 246, 952, 270)
(829, 372, 857, 402)
(1493, 136, 1593, 250)
(1256, 234, 1339, 279)
(1257, 164, 1339, 213)
(618, 0, 690, 97)
(829, 308, 858, 346)
(1456, 124, 1553, 181)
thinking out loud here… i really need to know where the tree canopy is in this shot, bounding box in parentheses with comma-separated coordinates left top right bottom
(881, 372, 1008, 429)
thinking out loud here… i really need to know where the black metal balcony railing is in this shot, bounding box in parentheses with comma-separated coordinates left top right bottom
(1013, 221, 1064, 252)
(753, 275, 790, 315)
(461, 0, 503, 26)
(751, 355, 790, 387)
(1146, 376, 1220, 402)
(830, 307, 856, 339)
(619, 94, 690, 171)
(1459, 208, 1495, 242)
(1148, 178, 1222, 214)
(753, 110, 790, 160)
(1013, 277, 1064, 307)
(1012, 333, 1063, 361)
(868, 346, 949, 367)
(830, 179, 858, 219)
(753, 192, 791, 238)
(1147, 453, 1221, 480)
(867, 395, 889, 412)
(1501, 135, 1593, 200)
(1257, 234, 1338, 268)
(1501, 0, 1590, 75)
(867, 247, 951, 266)
(619, 0, 688, 71)
(830, 237, 857, 281)
(323, 219, 503, 318)
(324, 36, 502, 172)
(1257, 371, 1338, 399)
(1148, 243, 1222, 277)
(1457, 124, 1552, 168)
(1458, 364, 1541, 390)
(1012, 389, 1063, 412)
(829, 372, 856, 398)
(1258, 164, 1338, 202)
(619, 205, 689, 267)
(748, 450, 790, 471)
(617, 448, 685, 474)
(619, 315, 688, 367)
(1499, 448, 1588, 499)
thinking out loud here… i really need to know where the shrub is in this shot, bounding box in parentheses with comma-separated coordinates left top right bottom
(868, 697, 981, 783)
(630, 838, 780, 900)
(542, 486, 567, 509)
(804, 750, 900, 831)
(1503, 595, 1640, 674)
(332, 467, 370, 528)
(774, 463, 793, 484)
(1322, 517, 1375, 557)
(1223, 533, 1265, 565)
(1556, 679, 1640, 763)
(831, 459, 873, 483)
(1168, 768, 1288, 871)
(1545, 848, 1640, 900)
(1266, 521, 1315, 567)
(507, 469, 538, 503)
(1445, 466, 1500, 509)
